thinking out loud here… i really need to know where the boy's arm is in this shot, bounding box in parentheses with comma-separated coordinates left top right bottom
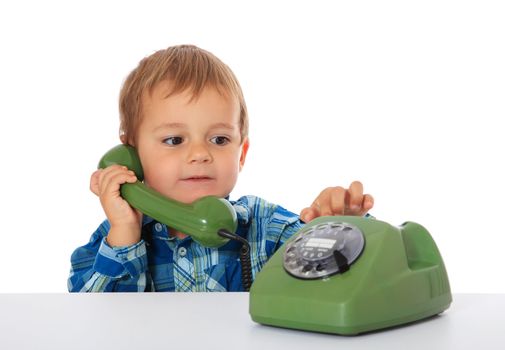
(68, 220, 150, 292)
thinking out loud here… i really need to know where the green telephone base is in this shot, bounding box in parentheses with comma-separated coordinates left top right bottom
(249, 216, 451, 335)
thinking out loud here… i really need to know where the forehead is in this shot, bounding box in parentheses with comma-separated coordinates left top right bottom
(144, 80, 237, 105)
(140, 81, 240, 125)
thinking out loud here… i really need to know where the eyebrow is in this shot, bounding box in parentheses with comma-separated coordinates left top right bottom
(210, 122, 236, 130)
(153, 122, 186, 131)
(153, 122, 236, 132)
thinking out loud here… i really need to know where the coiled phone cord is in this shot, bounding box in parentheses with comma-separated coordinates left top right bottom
(218, 229, 252, 291)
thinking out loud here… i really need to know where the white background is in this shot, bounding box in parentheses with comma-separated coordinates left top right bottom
(0, 0, 503, 293)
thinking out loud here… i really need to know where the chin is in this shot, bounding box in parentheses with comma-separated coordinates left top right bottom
(174, 191, 224, 204)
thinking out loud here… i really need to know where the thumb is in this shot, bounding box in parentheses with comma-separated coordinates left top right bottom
(300, 206, 319, 223)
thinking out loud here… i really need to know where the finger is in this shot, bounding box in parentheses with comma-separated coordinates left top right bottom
(104, 169, 137, 192)
(316, 188, 338, 216)
(348, 181, 364, 213)
(90, 169, 103, 196)
(98, 164, 131, 184)
(353, 194, 374, 216)
(329, 186, 346, 215)
(96, 165, 127, 190)
(300, 207, 319, 223)
(362, 194, 374, 212)
(100, 168, 137, 197)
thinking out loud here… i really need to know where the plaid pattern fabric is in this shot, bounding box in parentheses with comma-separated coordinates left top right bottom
(68, 195, 304, 292)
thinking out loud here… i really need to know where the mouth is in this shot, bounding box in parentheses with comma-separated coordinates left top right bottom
(181, 176, 214, 182)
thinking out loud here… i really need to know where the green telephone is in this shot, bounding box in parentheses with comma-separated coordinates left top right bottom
(98, 144, 238, 248)
(249, 216, 452, 335)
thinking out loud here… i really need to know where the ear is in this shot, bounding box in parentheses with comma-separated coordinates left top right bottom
(120, 133, 129, 145)
(120, 133, 135, 147)
(239, 137, 249, 171)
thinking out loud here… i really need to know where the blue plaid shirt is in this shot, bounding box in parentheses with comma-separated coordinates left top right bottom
(68, 195, 304, 292)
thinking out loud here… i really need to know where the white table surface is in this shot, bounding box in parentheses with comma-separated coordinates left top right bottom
(0, 293, 503, 350)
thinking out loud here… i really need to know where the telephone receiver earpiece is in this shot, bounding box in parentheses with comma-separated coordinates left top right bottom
(98, 144, 237, 248)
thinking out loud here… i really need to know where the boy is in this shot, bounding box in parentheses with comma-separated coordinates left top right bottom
(68, 45, 374, 292)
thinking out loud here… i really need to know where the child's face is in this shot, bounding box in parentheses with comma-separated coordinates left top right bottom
(134, 81, 248, 204)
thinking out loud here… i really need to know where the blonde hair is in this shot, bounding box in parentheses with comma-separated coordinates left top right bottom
(119, 45, 248, 144)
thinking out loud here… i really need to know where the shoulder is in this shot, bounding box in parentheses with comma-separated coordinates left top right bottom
(230, 195, 277, 221)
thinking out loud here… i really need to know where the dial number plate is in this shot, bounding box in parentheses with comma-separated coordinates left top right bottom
(283, 221, 365, 279)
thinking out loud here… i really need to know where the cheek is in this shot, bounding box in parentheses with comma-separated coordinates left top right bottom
(142, 156, 179, 192)
(216, 151, 242, 184)
(219, 149, 242, 172)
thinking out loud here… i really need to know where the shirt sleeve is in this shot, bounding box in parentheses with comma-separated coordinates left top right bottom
(68, 220, 149, 292)
(263, 202, 304, 257)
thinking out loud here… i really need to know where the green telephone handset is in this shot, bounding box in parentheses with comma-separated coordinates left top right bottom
(98, 144, 238, 248)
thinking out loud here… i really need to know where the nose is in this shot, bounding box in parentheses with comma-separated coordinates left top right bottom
(187, 142, 212, 164)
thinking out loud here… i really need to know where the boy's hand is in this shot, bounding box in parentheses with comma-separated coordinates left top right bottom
(300, 181, 374, 223)
(90, 165, 143, 246)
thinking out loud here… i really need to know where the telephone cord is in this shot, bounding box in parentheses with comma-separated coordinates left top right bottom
(217, 229, 252, 291)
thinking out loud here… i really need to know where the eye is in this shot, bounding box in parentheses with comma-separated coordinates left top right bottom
(163, 136, 184, 146)
(210, 136, 230, 146)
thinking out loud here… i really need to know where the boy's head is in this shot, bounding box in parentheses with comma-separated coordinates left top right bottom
(119, 45, 248, 145)
(118, 45, 249, 204)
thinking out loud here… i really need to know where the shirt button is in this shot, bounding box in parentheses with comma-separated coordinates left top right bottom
(155, 223, 163, 232)
(178, 247, 187, 257)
